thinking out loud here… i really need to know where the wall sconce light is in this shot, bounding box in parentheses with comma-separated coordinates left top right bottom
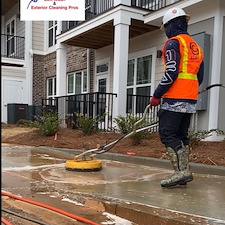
(157, 50, 162, 58)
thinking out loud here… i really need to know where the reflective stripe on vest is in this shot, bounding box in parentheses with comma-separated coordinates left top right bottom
(162, 34, 203, 100)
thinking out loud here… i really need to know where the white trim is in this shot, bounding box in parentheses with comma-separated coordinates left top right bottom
(2, 65, 26, 72)
(1, 57, 25, 66)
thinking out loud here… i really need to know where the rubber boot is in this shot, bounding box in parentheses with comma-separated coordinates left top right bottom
(161, 144, 193, 188)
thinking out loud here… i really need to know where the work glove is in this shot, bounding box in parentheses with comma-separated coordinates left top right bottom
(150, 96, 161, 107)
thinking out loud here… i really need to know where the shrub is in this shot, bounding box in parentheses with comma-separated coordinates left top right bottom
(16, 119, 40, 128)
(38, 111, 60, 136)
(75, 113, 104, 135)
(113, 112, 150, 145)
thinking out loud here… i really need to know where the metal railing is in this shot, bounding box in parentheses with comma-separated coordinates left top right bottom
(1, 34, 25, 59)
(131, 0, 182, 10)
(42, 92, 159, 132)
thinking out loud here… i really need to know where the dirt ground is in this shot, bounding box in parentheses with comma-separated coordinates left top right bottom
(1, 123, 225, 167)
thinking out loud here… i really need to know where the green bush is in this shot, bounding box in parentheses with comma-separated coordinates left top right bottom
(75, 113, 103, 135)
(38, 111, 60, 136)
(113, 112, 150, 145)
(16, 119, 40, 128)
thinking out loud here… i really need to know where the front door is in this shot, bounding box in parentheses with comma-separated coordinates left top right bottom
(96, 74, 109, 129)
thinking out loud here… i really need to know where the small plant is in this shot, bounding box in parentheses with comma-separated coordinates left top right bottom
(16, 119, 40, 128)
(188, 128, 224, 147)
(38, 111, 60, 136)
(75, 113, 104, 135)
(113, 112, 151, 145)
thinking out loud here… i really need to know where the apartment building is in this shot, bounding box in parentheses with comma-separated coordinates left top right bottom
(1, 0, 225, 140)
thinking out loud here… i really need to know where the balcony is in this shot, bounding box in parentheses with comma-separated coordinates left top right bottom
(59, 0, 183, 49)
(61, 0, 183, 32)
(1, 34, 25, 62)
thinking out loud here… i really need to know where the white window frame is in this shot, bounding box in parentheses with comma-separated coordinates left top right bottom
(48, 21, 57, 48)
(47, 77, 56, 100)
(127, 49, 155, 95)
(127, 48, 156, 114)
(5, 16, 16, 57)
(66, 70, 88, 95)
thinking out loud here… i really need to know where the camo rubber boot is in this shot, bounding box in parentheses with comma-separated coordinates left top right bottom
(161, 144, 193, 188)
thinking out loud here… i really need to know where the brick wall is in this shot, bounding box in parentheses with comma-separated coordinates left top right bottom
(33, 54, 45, 104)
(33, 46, 95, 104)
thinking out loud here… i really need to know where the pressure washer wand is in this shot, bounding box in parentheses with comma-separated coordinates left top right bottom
(198, 83, 225, 94)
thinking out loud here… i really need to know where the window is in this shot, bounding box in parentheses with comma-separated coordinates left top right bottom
(47, 77, 56, 98)
(48, 21, 57, 47)
(6, 19, 15, 56)
(62, 21, 77, 32)
(96, 63, 108, 74)
(67, 70, 88, 95)
(127, 55, 153, 113)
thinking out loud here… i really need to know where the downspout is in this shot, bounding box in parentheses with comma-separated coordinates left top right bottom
(25, 21, 33, 105)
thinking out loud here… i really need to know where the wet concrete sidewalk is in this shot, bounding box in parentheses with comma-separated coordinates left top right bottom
(2, 145, 225, 225)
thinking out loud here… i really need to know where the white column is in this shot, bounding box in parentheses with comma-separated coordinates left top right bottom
(207, 9, 223, 140)
(25, 21, 33, 105)
(56, 42, 67, 127)
(87, 49, 91, 92)
(56, 21, 62, 36)
(114, 0, 131, 6)
(56, 43, 67, 96)
(113, 12, 130, 118)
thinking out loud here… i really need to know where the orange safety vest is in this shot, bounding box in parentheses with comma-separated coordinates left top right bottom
(162, 34, 203, 100)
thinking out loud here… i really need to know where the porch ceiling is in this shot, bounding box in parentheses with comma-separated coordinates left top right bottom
(63, 19, 159, 49)
(1, 0, 19, 15)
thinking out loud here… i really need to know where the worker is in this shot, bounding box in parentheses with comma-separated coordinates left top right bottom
(150, 7, 204, 188)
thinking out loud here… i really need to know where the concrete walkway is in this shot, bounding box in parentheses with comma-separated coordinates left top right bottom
(2, 145, 225, 225)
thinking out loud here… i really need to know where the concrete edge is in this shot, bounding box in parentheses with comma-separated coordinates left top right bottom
(36, 146, 225, 177)
(69, 192, 222, 225)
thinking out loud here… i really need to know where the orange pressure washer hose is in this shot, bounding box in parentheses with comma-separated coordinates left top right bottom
(1, 217, 13, 225)
(2, 191, 100, 225)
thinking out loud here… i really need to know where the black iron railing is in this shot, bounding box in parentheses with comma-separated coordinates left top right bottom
(42, 92, 159, 132)
(1, 34, 25, 59)
(131, 0, 182, 10)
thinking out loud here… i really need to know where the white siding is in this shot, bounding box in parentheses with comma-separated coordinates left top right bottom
(16, 19, 25, 37)
(32, 21, 45, 51)
(2, 66, 26, 78)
